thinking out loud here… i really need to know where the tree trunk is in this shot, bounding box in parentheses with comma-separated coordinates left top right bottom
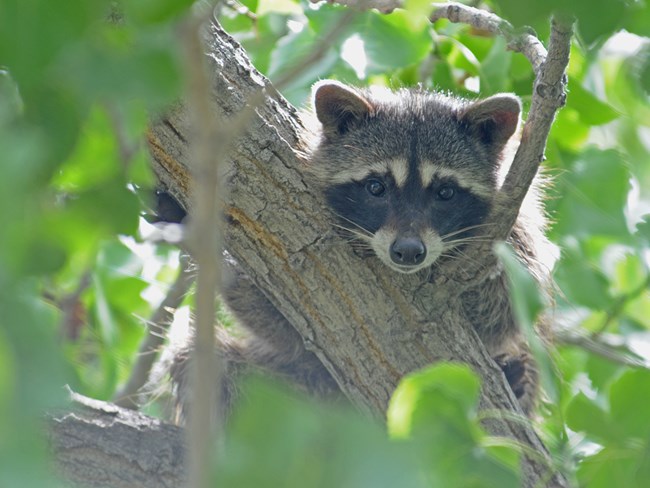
(143, 19, 568, 488)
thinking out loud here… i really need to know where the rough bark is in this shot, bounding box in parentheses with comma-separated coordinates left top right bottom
(145, 17, 570, 488)
(49, 4, 573, 487)
(48, 392, 186, 488)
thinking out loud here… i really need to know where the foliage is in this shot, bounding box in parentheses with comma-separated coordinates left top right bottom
(1, 0, 649, 486)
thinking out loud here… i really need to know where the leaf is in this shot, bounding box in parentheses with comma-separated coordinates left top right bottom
(216, 380, 422, 488)
(566, 392, 614, 442)
(124, 0, 194, 24)
(566, 77, 620, 126)
(554, 244, 612, 310)
(479, 37, 512, 95)
(548, 108, 590, 151)
(609, 370, 650, 439)
(577, 446, 643, 488)
(357, 10, 431, 74)
(551, 148, 631, 239)
(387, 363, 481, 439)
(494, 243, 557, 400)
(268, 25, 339, 104)
(622, 1, 650, 37)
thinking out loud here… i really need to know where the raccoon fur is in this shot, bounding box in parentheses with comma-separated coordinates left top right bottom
(168, 81, 555, 420)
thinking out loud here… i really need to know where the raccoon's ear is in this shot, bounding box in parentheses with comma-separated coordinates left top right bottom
(460, 94, 521, 149)
(313, 80, 374, 136)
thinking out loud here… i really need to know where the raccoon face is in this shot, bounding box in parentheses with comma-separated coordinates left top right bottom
(311, 81, 521, 274)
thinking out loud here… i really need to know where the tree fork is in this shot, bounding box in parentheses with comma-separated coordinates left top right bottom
(145, 14, 570, 487)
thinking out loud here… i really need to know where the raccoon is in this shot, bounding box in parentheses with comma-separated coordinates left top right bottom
(168, 81, 554, 419)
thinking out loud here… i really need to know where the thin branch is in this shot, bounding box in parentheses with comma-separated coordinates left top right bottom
(58, 271, 92, 341)
(430, 2, 547, 74)
(592, 274, 650, 337)
(314, 0, 401, 14)
(556, 327, 650, 370)
(181, 9, 224, 488)
(113, 255, 194, 409)
(428, 6, 573, 285)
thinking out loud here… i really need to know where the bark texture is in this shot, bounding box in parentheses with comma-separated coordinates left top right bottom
(48, 5, 573, 487)
(48, 392, 186, 488)
(146, 19, 569, 488)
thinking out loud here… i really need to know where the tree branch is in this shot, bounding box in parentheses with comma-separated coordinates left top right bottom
(48, 391, 186, 488)
(146, 15, 570, 487)
(429, 6, 573, 287)
(430, 2, 548, 74)
(113, 255, 194, 409)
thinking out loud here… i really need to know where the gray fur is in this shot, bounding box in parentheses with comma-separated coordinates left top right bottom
(169, 82, 553, 419)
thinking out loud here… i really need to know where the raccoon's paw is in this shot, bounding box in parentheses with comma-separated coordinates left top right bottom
(494, 353, 539, 417)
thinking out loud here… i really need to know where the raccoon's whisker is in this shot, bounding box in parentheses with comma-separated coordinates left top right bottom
(440, 223, 494, 241)
(331, 226, 374, 246)
(331, 214, 373, 237)
(444, 236, 493, 247)
(451, 248, 485, 269)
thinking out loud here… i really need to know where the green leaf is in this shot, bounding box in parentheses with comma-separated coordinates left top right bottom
(267, 25, 339, 104)
(124, 0, 194, 24)
(622, 1, 650, 37)
(479, 37, 512, 95)
(358, 10, 431, 74)
(216, 380, 422, 488)
(387, 363, 481, 439)
(566, 77, 620, 126)
(577, 446, 646, 488)
(493, 243, 543, 328)
(551, 148, 631, 239)
(554, 244, 612, 310)
(548, 108, 590, 151)
(609, 370, 650, 439)
(566, 392, 614, 442)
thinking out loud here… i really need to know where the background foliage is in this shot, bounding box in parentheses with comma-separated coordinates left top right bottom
(1, 0, 649, 486)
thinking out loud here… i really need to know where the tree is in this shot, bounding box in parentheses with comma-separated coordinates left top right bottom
(2, 1, 650, 487)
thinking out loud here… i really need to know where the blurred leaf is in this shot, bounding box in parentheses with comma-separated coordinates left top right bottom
(0, 0, 101, 93)
(268, 25, 339, 105)
(388, 363, 481, 439)
(216, 380, 422, 488)
(609, 369, 650, 439)
(124, 0, 194, 24)
(566, 392, 613, 442)
(52, 107, 122, 191)
(551, 148, 630, 239)
(566, 77, 620, 126)
(555, 244, 612, 309)
(548, 108, 590, 150)
(495, 243, 557, 400)
(358, 10, 431, 74)
(622, 1, 650, 37)
(0, 284, 68, 487)
(479, 37, 512, 94)
(388, 363, 519, 487)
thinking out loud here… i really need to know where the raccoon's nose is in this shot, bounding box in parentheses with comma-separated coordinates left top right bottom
(390, 237, 426, 266)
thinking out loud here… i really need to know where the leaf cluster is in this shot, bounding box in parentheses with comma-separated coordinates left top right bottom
(1, 0, 649, 486)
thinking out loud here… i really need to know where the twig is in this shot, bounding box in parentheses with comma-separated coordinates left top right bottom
(430, 2, 547, 74)
(58, 271, 92, 341)
(113, 255, 194, 409)
(429, 5, 573, 286)
(314, 0, 400, 13)
(556, 326, 649, 370)
(592, 274, 650, 337)
(223, 0, 257, 21)
(182, 8, 225, 488)
(105, 103, 140, 170)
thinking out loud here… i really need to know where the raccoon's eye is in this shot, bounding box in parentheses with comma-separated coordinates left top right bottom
(437, 185, 455, 201)
(365, 179, 386, 197)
